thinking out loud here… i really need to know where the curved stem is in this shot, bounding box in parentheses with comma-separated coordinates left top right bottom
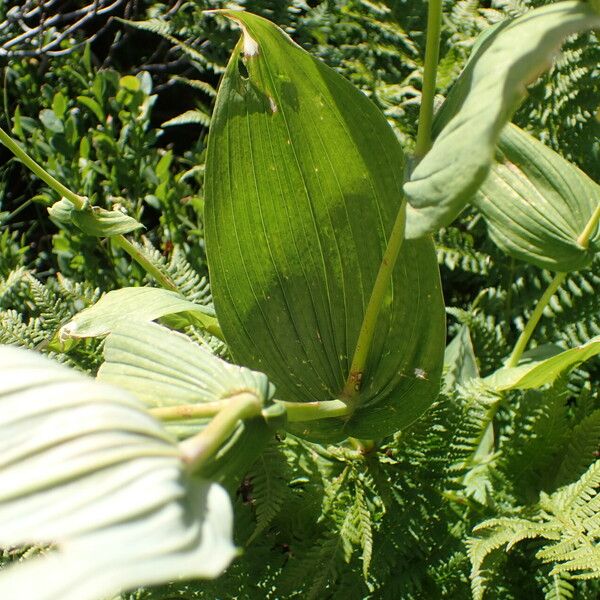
(506, 272, 565, 368)
(180, 392, 262, 473)
(506, 205, 600, 368)
(149, 401, 226, 421)
(276, 398, 350, 422)
(112, 235, 179, 292)
(0, 126, 87, 209)
(414, 0, 443, 161)
(342, 202, 406, 401)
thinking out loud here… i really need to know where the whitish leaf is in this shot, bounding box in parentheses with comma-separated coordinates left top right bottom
(98, 321, 274, 409)
(0, 345, 235, 600)
(486, 337, 600, 391)
(39, 109, 63, 134)
(59, 287, 220, 340)
(205, 11, 445, 441)
(473, 124, 600, 272)
(98, 322, 282, 482)
(404, 1, 600, 238)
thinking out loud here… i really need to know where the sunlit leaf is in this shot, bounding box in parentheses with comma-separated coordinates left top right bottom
(485, 337, 600, 391)
(473, 124, 600, 271)
(443, 324, 479, 391)
(59, 287, 220, 340)
(0, 345, 235, 600)
(404, 1, 600, 238)
(204, 11, 445, 440)
(48, 199, 143, 236)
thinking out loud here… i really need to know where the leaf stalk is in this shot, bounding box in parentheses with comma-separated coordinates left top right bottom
(414, 0, 443, 160)
(506, 205, 600, 368)
(276, 398, 350, 422)
(0, 125, 87, 209)
(112, 235, 179, 292)
(342, 202, 406, 402)
(505, 272, 566, 369)
(149, 401, 226, 421)
(180, 392, 263, 473)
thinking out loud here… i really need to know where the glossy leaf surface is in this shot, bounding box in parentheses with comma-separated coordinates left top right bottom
(0, 345, 235, 600)
(404, 1, 600, 239)
(474, 124, 600, 271)
(205, 11, 445, 439)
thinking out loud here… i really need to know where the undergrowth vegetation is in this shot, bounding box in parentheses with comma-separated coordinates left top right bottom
(0, 1, 598, 599)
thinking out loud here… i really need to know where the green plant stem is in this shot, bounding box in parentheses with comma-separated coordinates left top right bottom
(577, 203, 600, 248)
(506, 272, 566, 368)
(0, 126, 87, 209)
(414, 0, 443, 160)
(506, 206, 600, 368)
(0, 126, 182, 293)
(180, 392, 262, 473)
(113, 236, 225, 340)
(276, 399, 350, 422)
(342, 202, 406, 401)
(149, 401, 226, 421)
(341, 0, 442, 399)
(112, 234, 179, 292)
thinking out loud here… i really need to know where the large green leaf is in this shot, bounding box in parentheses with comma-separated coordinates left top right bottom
(485, 337, 600, 391)
(404, 1, 600, 239)
(473, 124, 600, 272)
(204, 11, 445, 440)
(0, 345, 235, 600)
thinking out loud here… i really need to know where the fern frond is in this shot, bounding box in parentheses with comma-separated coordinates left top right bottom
(0, 309, 45, 349)
(470, 460, 600, 598)
(468, 517, 559, 600)
(0, 267, 27, 303)
(162, 109, 211, 128)
(171, 76, 217, 97)
(498, 382, 571, 502)
(544, 574, 575, 600)
(436, 227, 493, 275)
(247, 442, 291, 544)
(353, 480, 374, 579)
(554, 410, 600, 489)
(126, 238, 212, 305)
(120, 18, 211, 67)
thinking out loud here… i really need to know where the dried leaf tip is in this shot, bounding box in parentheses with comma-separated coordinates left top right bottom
(241, 25, 259, 57)
(206, 10, 260, 58)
